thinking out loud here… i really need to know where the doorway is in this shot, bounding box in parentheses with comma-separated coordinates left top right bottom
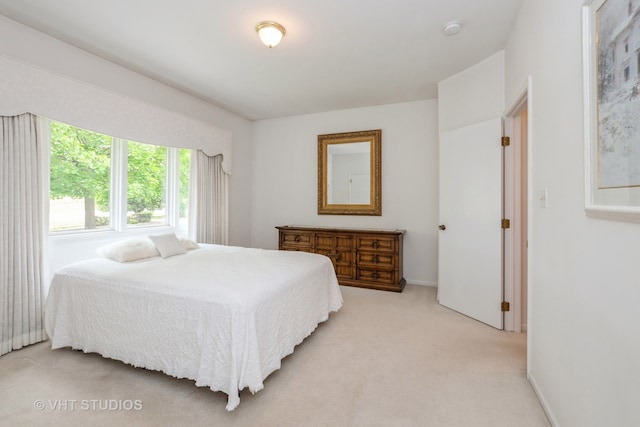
(503, 82, 531, 333)
(437, 82, 532, 334)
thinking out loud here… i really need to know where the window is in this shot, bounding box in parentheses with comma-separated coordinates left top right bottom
(624, 64, 631, 82)
(49, 121, 190, 233)
(49, 122, 111, 231)
(127, 141, 167, 226)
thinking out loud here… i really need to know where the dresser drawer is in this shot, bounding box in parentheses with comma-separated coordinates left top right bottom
(356, 236, 396, 252)
(357, 268, 395, 285)
(279, 230, 314, 248)
(356, 251, 395, 268)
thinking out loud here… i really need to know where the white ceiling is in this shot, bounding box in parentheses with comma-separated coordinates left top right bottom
(0, 0, 523, 120)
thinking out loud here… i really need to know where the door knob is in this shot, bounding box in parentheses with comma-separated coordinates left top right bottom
(438, 224, 446, 230)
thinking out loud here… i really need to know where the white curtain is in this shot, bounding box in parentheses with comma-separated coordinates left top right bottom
(0, 113, 48, 356)
(191, 151, 228, 245)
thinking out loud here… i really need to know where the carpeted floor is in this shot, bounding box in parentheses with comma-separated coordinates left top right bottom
(0, 285, 550, 426)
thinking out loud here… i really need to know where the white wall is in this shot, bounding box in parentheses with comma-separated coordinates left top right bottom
(438, 51, 505, 131)
(0, 16, 253, 273)
(251, 100, 439, 286)
(506, 1, 640, 425)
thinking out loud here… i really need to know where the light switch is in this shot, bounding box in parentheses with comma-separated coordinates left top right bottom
(539, 188, 548, 208)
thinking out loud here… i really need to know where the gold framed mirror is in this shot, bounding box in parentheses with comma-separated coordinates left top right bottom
(318, 129, 381, 215)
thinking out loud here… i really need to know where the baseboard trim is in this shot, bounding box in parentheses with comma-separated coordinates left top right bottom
(528, 372, 559, 427)
(404, 279, 437, 287)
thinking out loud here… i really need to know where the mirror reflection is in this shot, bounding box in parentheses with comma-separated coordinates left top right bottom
(327, 142, 371, 204)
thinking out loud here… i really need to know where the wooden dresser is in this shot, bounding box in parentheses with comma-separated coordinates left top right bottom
(276, 226, 406, 292)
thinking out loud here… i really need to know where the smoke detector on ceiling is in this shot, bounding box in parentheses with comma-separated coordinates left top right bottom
(443, 21, 462, 36)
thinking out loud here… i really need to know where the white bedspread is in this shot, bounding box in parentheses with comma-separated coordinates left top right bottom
(45, 244, 343, 410)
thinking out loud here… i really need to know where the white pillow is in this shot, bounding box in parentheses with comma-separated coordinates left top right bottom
(178, 236, 199, 250)
(96, 238, 159, 263)
(149, 233, 187, 258)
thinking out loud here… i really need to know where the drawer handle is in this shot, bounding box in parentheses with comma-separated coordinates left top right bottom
(372, 240, 379, 249)
(294, 235, 301, 242)
(372, 271, 379, 279)
(335, 253, 341, 261)
(373, 254, 378, 263)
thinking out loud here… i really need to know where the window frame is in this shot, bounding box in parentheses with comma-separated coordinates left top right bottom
(48, 122, 187, 235)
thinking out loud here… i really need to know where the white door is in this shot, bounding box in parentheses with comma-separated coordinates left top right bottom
(438, 117, 503, 329)
(349, 173, 370, 204)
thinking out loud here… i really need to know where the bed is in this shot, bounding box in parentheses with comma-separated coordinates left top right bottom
(44, 241, 343, 411)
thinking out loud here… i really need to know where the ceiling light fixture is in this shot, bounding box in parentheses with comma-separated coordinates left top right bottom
(443, 20, 462, 36)
(256, 21, 286, 48)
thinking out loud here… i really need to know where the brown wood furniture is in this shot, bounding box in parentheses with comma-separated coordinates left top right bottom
(276, 226, 405, 292)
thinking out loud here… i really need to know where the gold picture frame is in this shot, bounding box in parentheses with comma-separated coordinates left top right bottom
(318, 129, 381, 215)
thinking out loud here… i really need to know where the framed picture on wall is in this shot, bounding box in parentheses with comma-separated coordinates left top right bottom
(583, 0, 640, 222)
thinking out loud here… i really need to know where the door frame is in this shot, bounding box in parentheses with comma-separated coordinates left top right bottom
(503, 77, 533, 334)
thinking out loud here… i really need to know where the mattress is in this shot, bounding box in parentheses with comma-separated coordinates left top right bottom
(44, 244, 343, 410)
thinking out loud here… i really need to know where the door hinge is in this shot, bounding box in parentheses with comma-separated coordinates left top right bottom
(501, 219, 511, 229)
(501, 301, 510, 312)
(501, 136, 510, 147)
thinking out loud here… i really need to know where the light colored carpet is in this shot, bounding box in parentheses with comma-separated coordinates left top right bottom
(0, 285, 549, 426)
